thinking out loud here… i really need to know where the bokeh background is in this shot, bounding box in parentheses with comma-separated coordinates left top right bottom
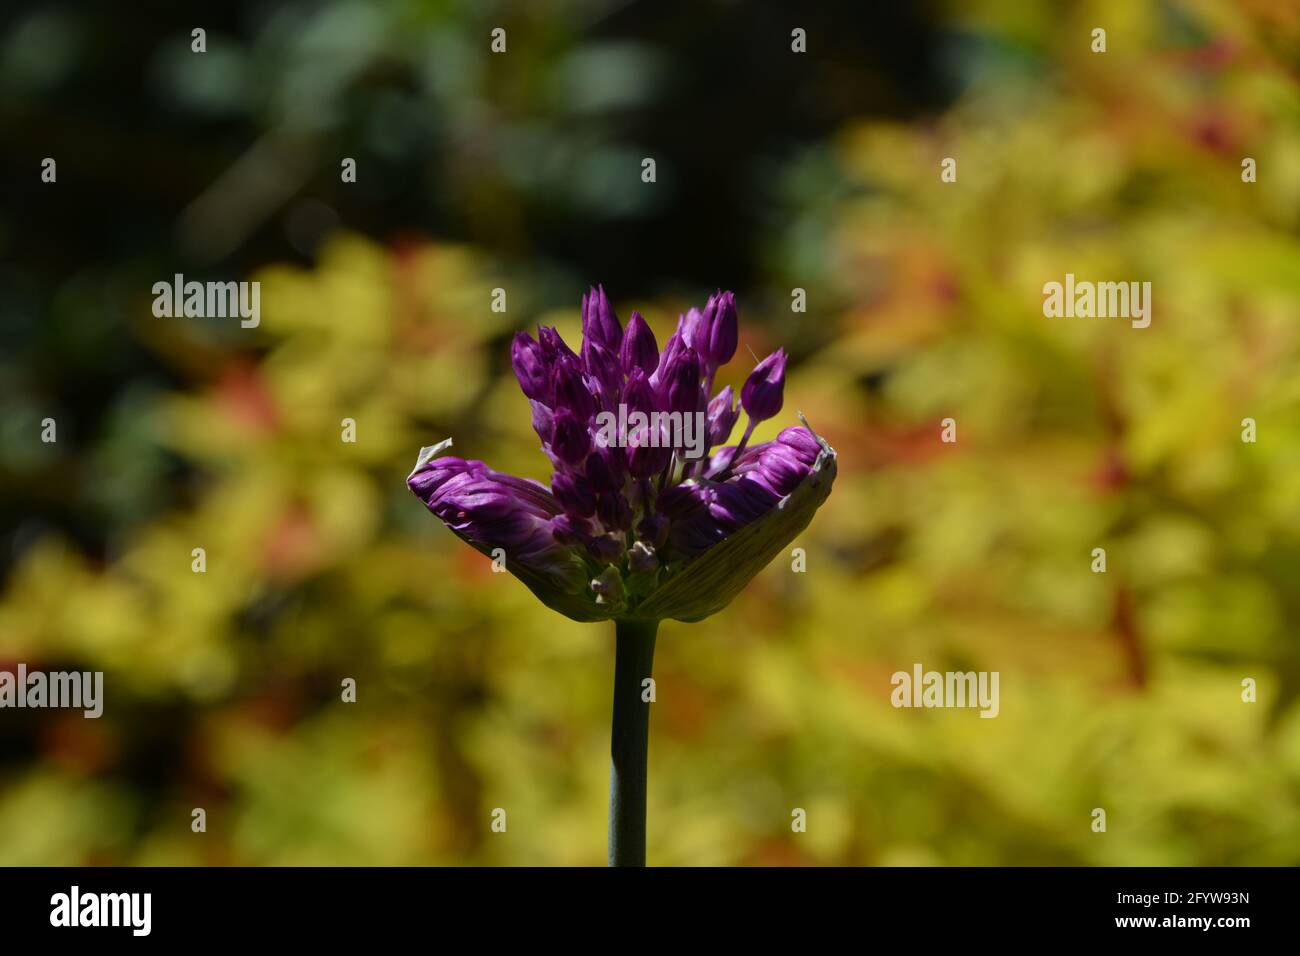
(3, 0, 1300, 865)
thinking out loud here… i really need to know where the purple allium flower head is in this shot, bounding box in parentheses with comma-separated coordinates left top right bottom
(408, 291, 835, 623)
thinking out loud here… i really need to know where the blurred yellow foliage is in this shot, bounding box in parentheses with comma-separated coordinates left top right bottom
(2, 0, 1299, 865)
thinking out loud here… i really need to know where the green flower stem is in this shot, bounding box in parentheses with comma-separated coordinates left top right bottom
(608, 618, 658, 866)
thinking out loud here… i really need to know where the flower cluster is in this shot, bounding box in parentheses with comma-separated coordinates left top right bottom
(408, 287, 834, 621)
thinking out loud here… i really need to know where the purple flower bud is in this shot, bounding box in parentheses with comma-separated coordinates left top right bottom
(582, 285, 623, 353)
(511, 332, 552, 403)
(621, 367, 658, 416)
(677, 307, 705, 352)
(633, 478, 655, 509)
(538, 326, 577, 364)
(709, 479, 781, 529)
(670, 520, 728, 557)
(734, 434, 821, 497)
(777, 425, 821, 461)
(629, 540, 658, 573)
(666, 347, 703, 418)
(552, 471, 596, 517)
(620, 311, 659, 376)
(550, 513, 592, 546)
(706, 385, 739, 447)
(489, 471, 567, 518)
(408, 447, 589, 596)
(649, 329, 685, 398)
(589, 533, 624, 565)
(585, 443, 626, 494)
(466, 508, 540, 549)
(597, 491, 633, 532)
(704, 291, 738, 367)
(552, 355, 597, 422)
(552, 409, 591, 466)
(659, 484, 727, 557)
(442, 478, 518, 524)
(582, 338, 622, 411)
(591, 564, 625, 606)
(408, 454, 482, 504)
(627, 424, 672, 478)
(740, 348, 787, 422)
(637, 512, 669, 549)
(530, 400, 554, 444)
